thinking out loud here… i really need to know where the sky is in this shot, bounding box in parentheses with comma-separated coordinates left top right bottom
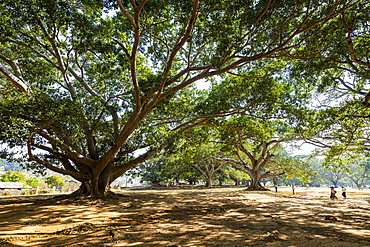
(291, 142, 318, 156)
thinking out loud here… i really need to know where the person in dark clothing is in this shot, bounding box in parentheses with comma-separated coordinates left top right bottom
(342, 187, 347, 199)
(330, 186, 338, 199)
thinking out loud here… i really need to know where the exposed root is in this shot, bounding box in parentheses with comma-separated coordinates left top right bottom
(56, 222, 96, 235)
(245, 186, 271, 191)
(40, 191, 128, 206)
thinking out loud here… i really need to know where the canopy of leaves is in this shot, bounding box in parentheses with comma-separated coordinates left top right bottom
(0, 0, 366, 197)
(45, 175, 65, 188)
(0, 170, 26, 182)
(26, 177, 41, 188)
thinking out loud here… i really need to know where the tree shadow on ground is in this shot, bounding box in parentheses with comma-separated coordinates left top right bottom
(0, 188, 369, 246)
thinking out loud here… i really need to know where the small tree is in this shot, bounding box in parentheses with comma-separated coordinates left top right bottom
(45, 175, 65, 188)
(26, 177, 41, 188)
(192, 159, 225, 188)
(0, 170, 25, 182)
(209, 116, 295, 191)
(169, 134, 227, 188)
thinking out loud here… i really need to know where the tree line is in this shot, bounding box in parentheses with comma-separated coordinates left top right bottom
(138, 152, 370, 189)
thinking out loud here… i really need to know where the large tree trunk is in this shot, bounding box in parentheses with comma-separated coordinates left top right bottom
(205, 176, 212, 188)
(69, 167, 115, 198)
(218, 178, 223, 186)
(70, 179, 112, 198)
(245, 171, 269, 191)
(187, 177, 197, 185)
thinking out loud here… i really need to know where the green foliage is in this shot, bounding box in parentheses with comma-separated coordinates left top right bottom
(0, 0, 367, 196)
(45, 175, 64, 188)
(26, 177, 41, 188)
(139, 158, 169, 185)
(345, 158, 370, 187)
(220, 166, 250, 184)
(298, 156, 367, 187)
(139, 154, 200, 185)
(281, 1, 370, 164)
(271, 152, 315, 185)
(0, 170, 25, 182)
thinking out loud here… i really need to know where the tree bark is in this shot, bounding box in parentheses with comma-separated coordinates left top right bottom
(70, 179, 109, 198)
(205, 176, 212, 188)
(245, 170, 270, 191)
(68, 170, 114, 198)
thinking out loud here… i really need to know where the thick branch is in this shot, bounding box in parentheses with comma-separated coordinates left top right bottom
(33, 143, 79, 173)
(27, 141, 88, 180)
(0, 55, 31, 93)
(37, 130, 96, 167)
(261, 169, 285, 179)
(111, 149, 160, 181)
(159, 0, 199, 95)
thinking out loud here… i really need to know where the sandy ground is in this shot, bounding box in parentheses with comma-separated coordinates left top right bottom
(0, 186, 369, 247)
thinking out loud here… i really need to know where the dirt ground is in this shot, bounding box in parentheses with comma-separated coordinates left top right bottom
(0, 186, 369, 247)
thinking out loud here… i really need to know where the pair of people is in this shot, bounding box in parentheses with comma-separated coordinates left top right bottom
(330, 186, 346, 199)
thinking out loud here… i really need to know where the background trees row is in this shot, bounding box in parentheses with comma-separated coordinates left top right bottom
(2, 154, 369, 191)
(0, 159, 70, 191)
(0, 170, 66, 189)
(139, 154, 370, 189)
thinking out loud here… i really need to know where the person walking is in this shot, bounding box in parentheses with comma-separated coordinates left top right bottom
(330, 186, 338, 199)
(342, 187, 347, 199)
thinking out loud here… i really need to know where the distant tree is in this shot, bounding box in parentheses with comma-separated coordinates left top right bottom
(322, 168, 348, 187)
(139, 158, 168, 185)
(138, 153, 202, 186)
(208, 115, 299, 191)
(45, 175, 65, 188)
(192, 159, 225, 188)
(302, 157, 351, 187)
(180, 166, 201, 185)
(26, 177, 41, 188)
(212, 142, 287, 191)
(0, 170, 25, 182)
(279, 154, 315, 186)
(169, 111, 312, 190)
(346, 158, 370, 188)
(223, 166, 250, 186)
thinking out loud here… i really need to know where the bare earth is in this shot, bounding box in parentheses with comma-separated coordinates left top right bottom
(0, 186, 369, 247)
